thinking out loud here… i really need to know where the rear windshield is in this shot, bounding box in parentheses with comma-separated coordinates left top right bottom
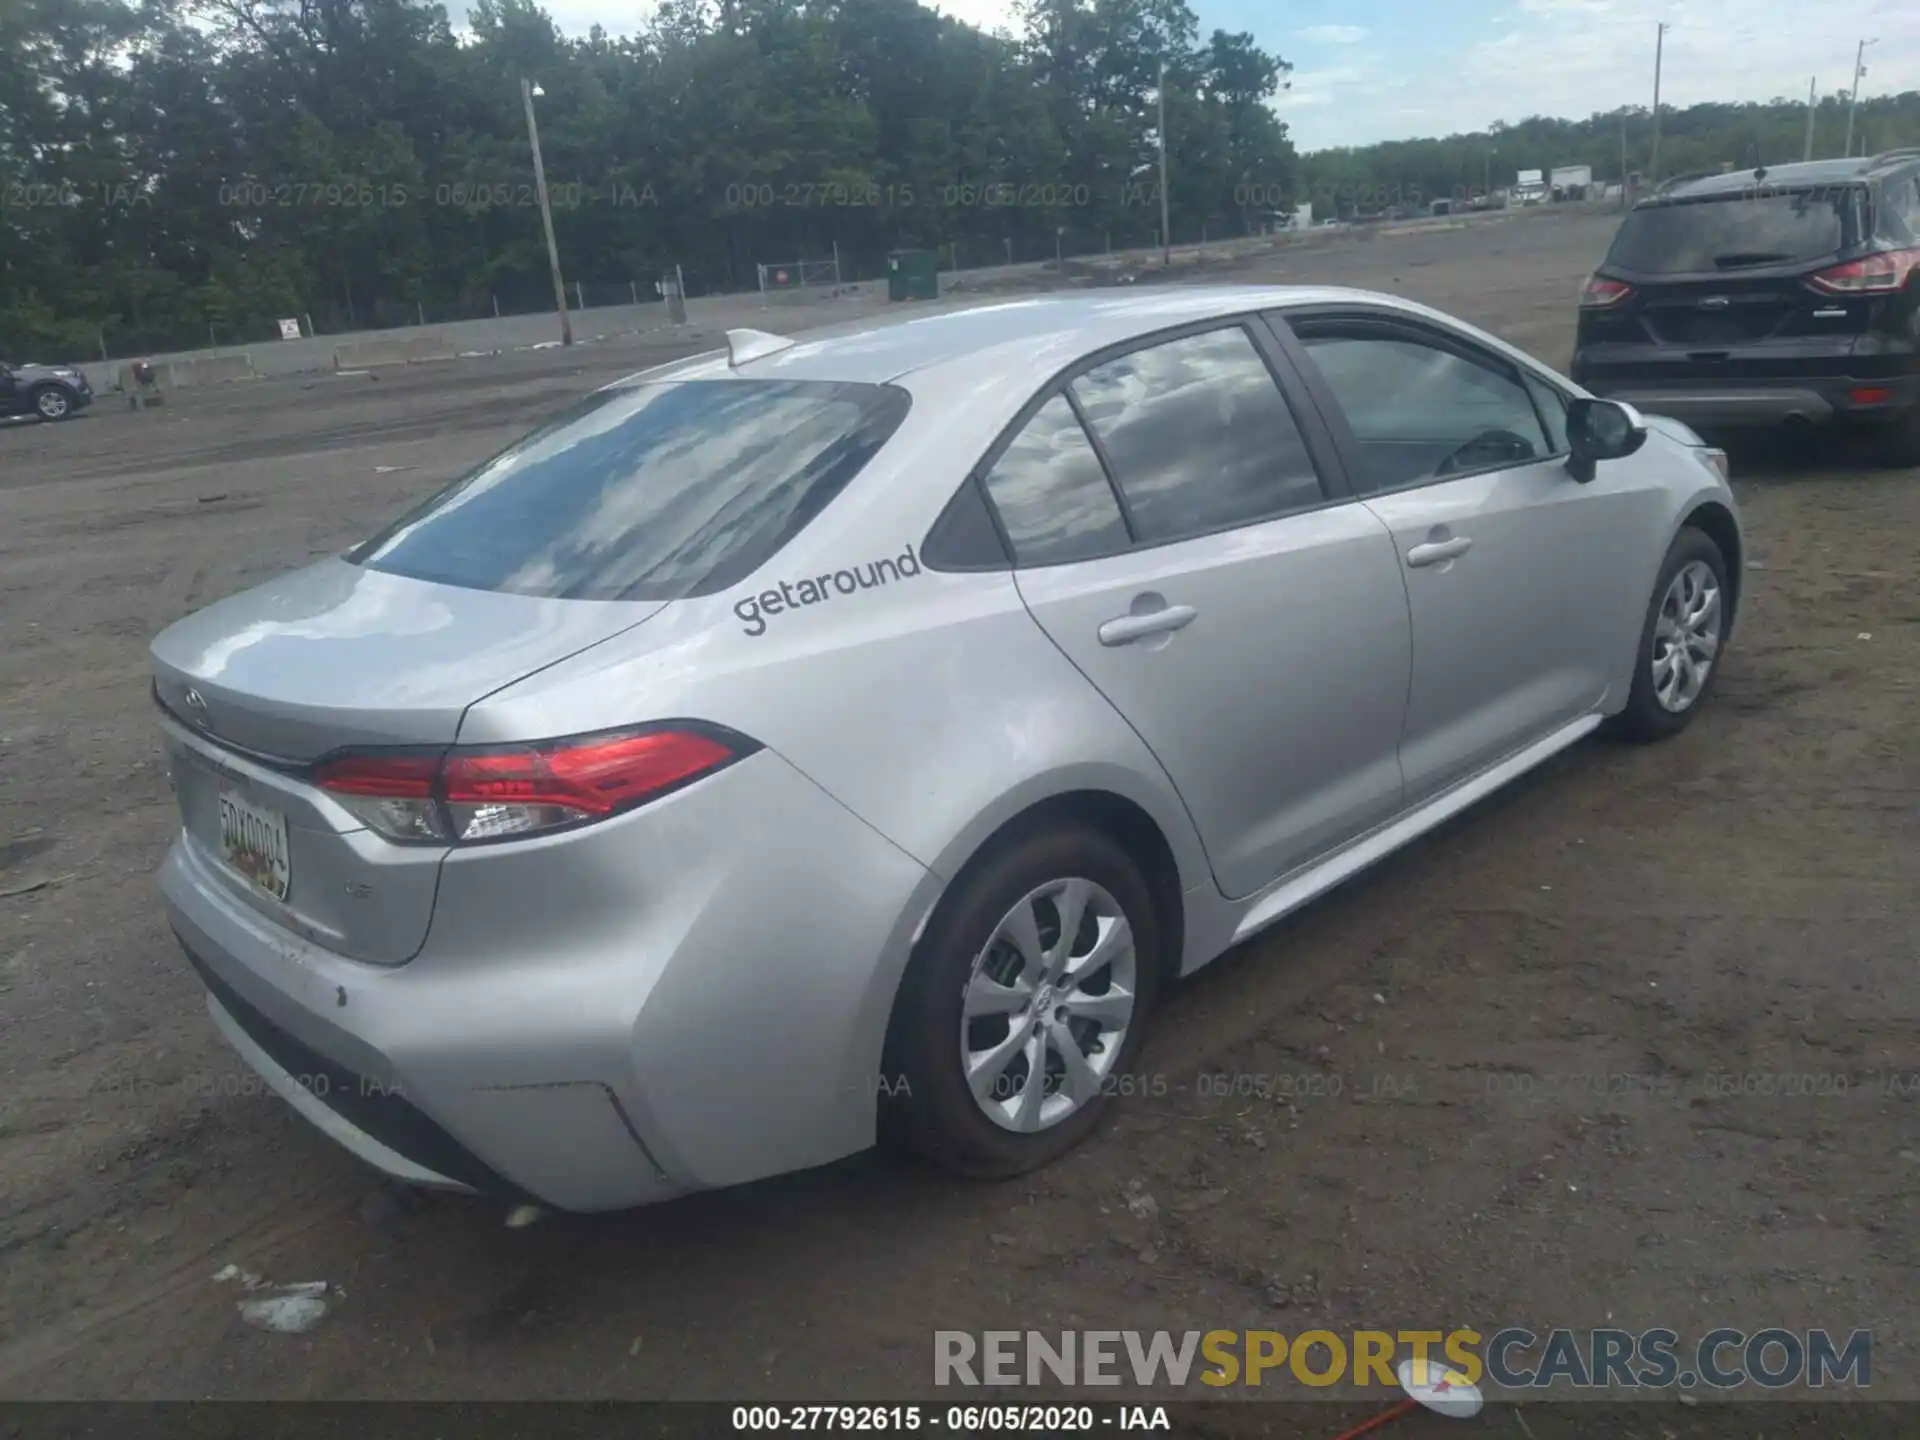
(350, 379, 910, 601)
(1606, 187, 1862, 274)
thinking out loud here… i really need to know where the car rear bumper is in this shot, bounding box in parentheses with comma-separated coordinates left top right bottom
(159, 748, 937, 1211)
(1580, 374, 1920, 429)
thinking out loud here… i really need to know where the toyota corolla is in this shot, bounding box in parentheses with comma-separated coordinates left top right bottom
(151, 287, 1742, 1212)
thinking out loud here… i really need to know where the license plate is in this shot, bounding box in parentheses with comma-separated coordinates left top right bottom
(218, 787, 292, 901)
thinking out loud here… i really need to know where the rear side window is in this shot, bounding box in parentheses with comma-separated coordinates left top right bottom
(1068, 326, 1324, 543)
(350, 380, 909, 601)
(980, 394, 1131, 565)
(1606, 188, 1861, 274)
(1884, 174, 1920, 241)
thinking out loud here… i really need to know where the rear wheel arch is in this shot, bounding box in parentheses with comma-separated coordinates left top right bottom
(905, 789, 1189, 999)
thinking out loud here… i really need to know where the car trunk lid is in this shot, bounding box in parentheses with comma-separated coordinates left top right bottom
(151, 558, 660, 963)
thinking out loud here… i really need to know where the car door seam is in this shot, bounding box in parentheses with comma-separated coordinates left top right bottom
(1007, 569, 1223, 895)
(1359, 500, 1421, 795)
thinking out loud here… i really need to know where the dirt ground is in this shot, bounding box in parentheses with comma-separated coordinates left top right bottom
(2, 208, 1917, 1419)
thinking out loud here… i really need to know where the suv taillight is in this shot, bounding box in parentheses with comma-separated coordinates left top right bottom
(1806, 247, 1920, 295)
(1580, 275, 1634, 308)
(313, 725, 752, 844)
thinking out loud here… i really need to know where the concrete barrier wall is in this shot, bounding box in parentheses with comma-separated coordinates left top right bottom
(331, 332, 463, 369)
(66, 206, 1600, 394)
(164, 353, 258, 387)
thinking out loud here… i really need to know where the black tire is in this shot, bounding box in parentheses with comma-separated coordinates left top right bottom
(882, 823, 1162, 1179)
(1611, 526, 1730, 743)
(32, 385, 73, 422)
(1871, 403, 1920, 469)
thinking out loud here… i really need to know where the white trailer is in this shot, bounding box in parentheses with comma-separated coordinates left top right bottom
(1551, 164, 1594, 200)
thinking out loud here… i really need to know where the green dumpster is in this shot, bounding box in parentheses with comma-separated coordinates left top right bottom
(887, 249, 939, 302)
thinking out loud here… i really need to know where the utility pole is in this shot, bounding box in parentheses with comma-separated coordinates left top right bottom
(1843, 39, 1876, 159)
(1620, 118, 1630, 208)
(1803, 76, 1818, 160)
(521, 77, 573, 347)
(1483, 145, 1495, 197)
(1158, 58, 1172, 269)
(1648, 22, 1668, 184)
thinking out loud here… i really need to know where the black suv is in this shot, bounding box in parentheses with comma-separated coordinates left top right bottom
(0, 359, 93, 422)
(1571, 149, 1920, 465)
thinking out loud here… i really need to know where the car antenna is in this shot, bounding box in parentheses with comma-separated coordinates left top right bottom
(726, 328, 796, 368)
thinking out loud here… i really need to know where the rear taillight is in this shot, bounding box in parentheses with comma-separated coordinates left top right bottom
(1580, 275, 1634, 308)
(311, 752, 444, 842)
(313, 726, 750, 845)
(1806, 247, 1920, 295)
(442, 730, 738, 841)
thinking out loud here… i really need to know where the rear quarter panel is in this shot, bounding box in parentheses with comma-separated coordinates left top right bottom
(462, 567, 1211, 895)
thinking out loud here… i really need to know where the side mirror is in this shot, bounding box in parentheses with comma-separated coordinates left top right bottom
(1565, 397, 1647, 483)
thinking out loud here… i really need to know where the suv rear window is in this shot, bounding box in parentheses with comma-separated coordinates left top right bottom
(350, 380, 910, 601)
(1606, 187, 1862, 274)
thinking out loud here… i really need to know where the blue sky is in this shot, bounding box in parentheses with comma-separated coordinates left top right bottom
(526, 0, 1920, 153)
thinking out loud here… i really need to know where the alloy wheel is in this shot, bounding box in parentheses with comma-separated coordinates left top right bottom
(1651, 558, 1721, 713)
(959, 877, 1138, 1133)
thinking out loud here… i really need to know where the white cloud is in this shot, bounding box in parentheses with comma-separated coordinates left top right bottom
(1276, 63, 1379, 113)
(1285, 0, 1920, 150)
(1297, 24, 1371, 44)
(923, 0, 1022, 31)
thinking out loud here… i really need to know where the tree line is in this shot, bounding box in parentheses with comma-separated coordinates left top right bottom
(2, 0, 1917, 361)
(1300, 91, 1920, 218)
(0, 0, 1295, 357)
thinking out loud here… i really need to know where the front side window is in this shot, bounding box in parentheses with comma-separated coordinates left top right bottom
(1523, 373, 1571, 454)
(351, 379, 910, 601)
(1297, 328, 1551, 490)
(979, 394, 1131, 566)
(1068, 326, 1325, 543)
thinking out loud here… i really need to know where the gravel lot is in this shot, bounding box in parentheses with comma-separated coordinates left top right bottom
(2, 208, 1916, 1424)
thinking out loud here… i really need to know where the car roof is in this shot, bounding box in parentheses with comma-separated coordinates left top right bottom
(1649, 157, 1887, 202)
(627, 285, 1456, 388)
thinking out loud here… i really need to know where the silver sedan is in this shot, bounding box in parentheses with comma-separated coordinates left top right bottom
(150, 286, 1741, 1211)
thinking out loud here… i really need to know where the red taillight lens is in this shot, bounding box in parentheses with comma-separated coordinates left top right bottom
(1806, 247, 1920, 295)
(313, 728, 745, 845)
(313, 752, 447, 842)
(312, 752, 439, 797)
(1580, 275, 1634, 308)
(441, 730, 738, 841)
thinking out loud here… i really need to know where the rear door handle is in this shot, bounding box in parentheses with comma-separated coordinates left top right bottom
(1098, 605, 1198, 646)
(1406, 536, 1472, 568)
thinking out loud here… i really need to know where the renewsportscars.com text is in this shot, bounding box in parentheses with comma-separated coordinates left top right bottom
(934, 1328, 1870, 1391)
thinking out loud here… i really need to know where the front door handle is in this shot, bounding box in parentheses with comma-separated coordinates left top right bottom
(1098, 604, 1198, 646)
(1406, 536, 1472, 568)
